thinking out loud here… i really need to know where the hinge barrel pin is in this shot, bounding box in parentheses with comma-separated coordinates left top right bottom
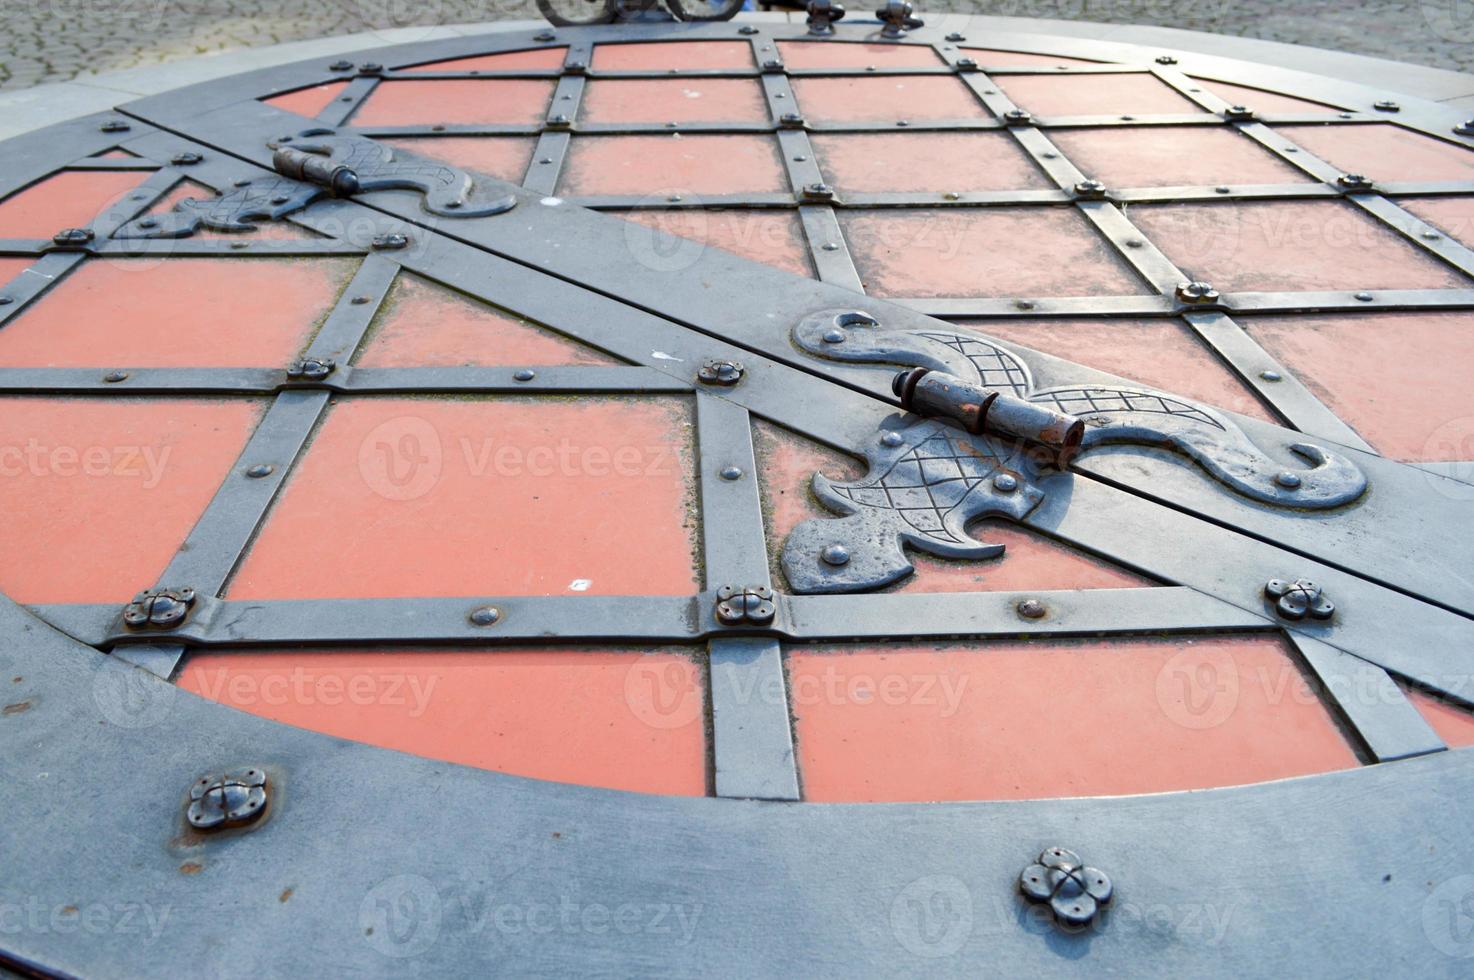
(893, 367, 1084, 467)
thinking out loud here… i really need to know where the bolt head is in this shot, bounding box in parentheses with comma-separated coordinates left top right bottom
(1355, 291, 1374, 302)
(820, 544, 851, 566)
(371, 233, 408, 250)
(1275, 471, 1302, 489)
(1259, 369, 1282, 382)
(513, 368, 536, 382)
(1073, 179, 1107, 199)
(469, 606, 501, 626)
(1224, 105, 1254, 120)
(171, 152, 203, 166)
(1337, 173, 1373, 191)
(739, 25, 759, 34)
(1155, 54, 1178, 64)
(946, 32, 965, 41)
(1373, 99, 1400, 112)
(1016, 598, 1047, 620)
(330, 59, 354, 70)
(245, 463, 275, 479)
(102, 370, 130, 383)
(1456, 120, 1474, 136)
(993, 473, 1019, 493)
(1175, 280, 1220, 305)
(1003, 109, 1032, 125)
(881, 431, 904, 448)
(822, 327, 846, 344)
(719, 465, 742, 481)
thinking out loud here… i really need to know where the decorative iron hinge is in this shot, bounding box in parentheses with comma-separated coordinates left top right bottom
(122, 587, 196, 630)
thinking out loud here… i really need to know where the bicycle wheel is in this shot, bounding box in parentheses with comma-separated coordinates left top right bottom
(666, 0, 746, 21)
(536, 0, 617, 26)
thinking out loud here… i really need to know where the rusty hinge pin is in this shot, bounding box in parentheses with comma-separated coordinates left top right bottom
(271, 146, 361, 196)
(893, 368, 1084, 467)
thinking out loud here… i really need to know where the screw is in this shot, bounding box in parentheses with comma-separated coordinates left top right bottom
(1016, 598, 1047, 619)
(1275, 471, 1302, 489)
(469, 606, 501, 626)
(993, 473, 1019, 492)
(245, 464, 274, 478)
(102, 370, 129, 383)
(820, 544, 851, 566)
(720, 466, 742, 481)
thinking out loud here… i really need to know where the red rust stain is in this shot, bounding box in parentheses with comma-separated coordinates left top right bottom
(562, 134, 789, 197)
(840, 207, 1143, 298)
(0, 397, 263, 603)
(789, 635, 1359, 802)
(1129, 200, 1471, 292)
(145, 181, 319, 241)
(618, 210, 812, 278)
(2, 701, 31, 715)
(279, 887, 294, 902)
(960, 47, 1103, 68)
(352, 79, 555, 127)
(1046, 126, 1308, 188)
(792, 76, 986, 123)
(179, 862, 203, 874)
(262, 81, 349, 119)
(1277, 124, 1474, 183)
(1403, 686, 1474, 748)
(594, 41, 753, 70)
(580, 78, 770, 125)
(1240, 311, 1474, 460)
(177, 647, 708, 796)
(0, 258, 351, 367)
(776, 41, 942, 69)
(811, 132, 1047, 193)
(229, 397, 699, 599)
(1400, 196, 1474, 249)
(1194, 79, 1335, 114)
(753, 420, 1150, 592)
(354, 273, 616, 368)
(402, 48, 567, 72)
(0, 170, 151, 238)
(963, 318, 1275, 422)
(382, 137, 534, 182)
(997, 73, 1201, 117)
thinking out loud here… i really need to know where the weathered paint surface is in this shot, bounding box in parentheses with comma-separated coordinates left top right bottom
(1047, 125, 1308, 188)
(383, 137, 535, 183)
(562, 134, 789, 196)
(792, 75, 987, 123)
(594, 40, 753, 70)
(402, 47, 568, 72)
(581, 78, 770, 125)
(617, 209, 812, 278)
(0, 169, 150, 237)
(776, 40, 943, 69)
(810, 132, 1048, 193)
(996, 72, 1202, 116)
(352, 79, 556, 127)
(1276, 123, 1474, 182)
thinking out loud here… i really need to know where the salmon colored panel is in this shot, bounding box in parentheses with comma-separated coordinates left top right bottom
(752, 420, 1151, 592)
(1194, 79, 1336, 114)
(963, 319, 1275, 422)
(776, 41, 942, 69)
(594, 41, 753, 70)
(840, 207, 1143, 298)
(0, 170, 150, 238)
(382, 137, 533, 181)
(960, 47, 1103, 68)
(355, 273, 616, 367)
(1240, 311, 1474, 461)
(1046, 126, 1309, 188)
(561, 134, 788, 196)
(1403, 687, 1474, 749)
(996, 73, 1201, 117)
(792, 76, 987, 123)
(0, 257, 31, 288)
(351, 79, 555, 127)
(178, 647, 707, 796)
(0, 258, 350, 368)
(230, 397, 699, 599)
(402, 47, 567, 72)
(1399, 196, 1474, 249)
(142, 181, 319, 241)
(262, 81, 349, 119)
(0, 397, 263, 603)
(790, 636, 1358, 802)
(1276, 124, 1474, 183)
(810, 132, 1046, 193)
(580, 78, 769, 125)
(618, 210, 812, 278)
(93, 149, 139, 159)
(1129, 200, 1470, 292)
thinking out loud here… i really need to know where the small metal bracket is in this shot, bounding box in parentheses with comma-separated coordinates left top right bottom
(874, 0, 923, 38)
(1223, 105, 1255, 121)
(1019, 847, 1113, 928)
(715, 585, 776, 626)
(187, 767, 269, 830)
(779, 112, 807, 129)
(287, 356, 336, 381)
(50, 228, 95, 250)
(806, 0, 846, 35)
(121, 587, 196, 631)
(1266, 578, 1335, 621)
(1002, 109, 1033, 126)
(1073, 179, 1108, 200)
(801, 182, 836, 203)
(1336, 173, 1374, 193)
(1175, 280, 1221, 306)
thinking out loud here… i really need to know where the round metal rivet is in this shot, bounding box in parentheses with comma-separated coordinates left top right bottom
(350, 295, 371, 305)
(1017, 598, 1047, 620)
(1275, 471, 1302, 489)
(539, 157, 553, 164)
(821, 242, 839, 251)
(943, 191, 961, 201)
(993, 473, 1019, 492)
(820, 544, 851, 566)
(1125, 239, 1144, 248)
(1215, 185, 1231, 193)
(822, 327, 846, 343)
(793, 155, 808, 162)
(1423, 231, 1441, 240)
(1015, 300, 1035, 311)
(246, 464, 274, 479)
(0, 296, 11, 306)
(514, 369, 536, 382)
(881, 432, 904, 448)
(720, 466, 742, 481)
(1355, 292, 1374, 302)
(469, 606, 501, 626)
(103, 370, 129, 383)
(1259, 370, 1282, 382)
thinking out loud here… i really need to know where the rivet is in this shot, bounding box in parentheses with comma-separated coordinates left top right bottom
(539, 157, 552, 164)
(245, 464, 274, 478)
(993, 473, 1019, 492)
(1015, 300, 1035, 310)
(371, 233, 408, 250)
(1355, 292, 1374, 302)
(469, 606, 501, 626)
(350, 295, 372, 305)
(943, 191, 961, 201)
(102, 370, 129, 383)
(821, 242, 840, 251)
(720, 466, 742, 481)
(1422, 231, 1441, 240)
(138, 218, 157, 229)
(1215, 185, 1231, 194)
(1259, 369, 1282, 382)
(0, 296, 11, 306)
(1155, 55, 1177, 64)
(822, 327, 846, 343)
(668, 195, 682, 203)
(1125, 239, 1144, 248)
(513, 369, 536, 382)
(1275, 471, 1302, 489)
(896, 120, 909, 127)
(1016, 598, 1047, 619)
(820, 543, 851, 566)
(1373, 100, 1400, 112)
(1041, 151, 1058, 160)
(171, 152, 203, 166)
(881, 431, 904, 448)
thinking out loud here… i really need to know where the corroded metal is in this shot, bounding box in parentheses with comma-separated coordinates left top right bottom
(186, 767, 269, 830)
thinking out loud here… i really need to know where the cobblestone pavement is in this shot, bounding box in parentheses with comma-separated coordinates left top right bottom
(1, 0, 1471, 90)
